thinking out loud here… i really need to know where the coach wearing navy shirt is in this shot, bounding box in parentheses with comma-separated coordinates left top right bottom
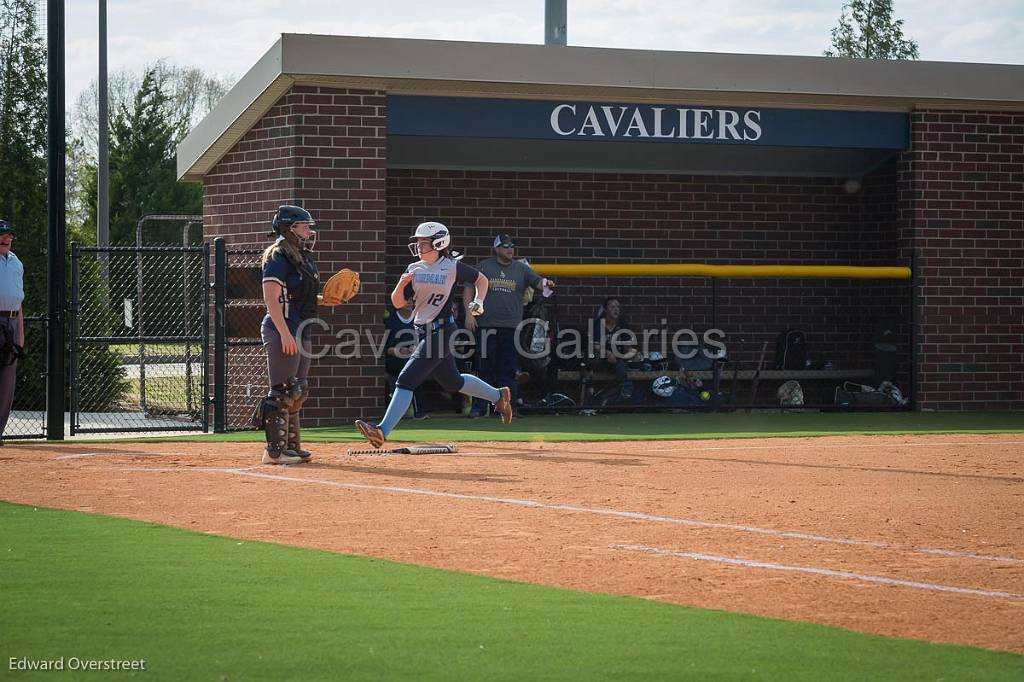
(0, 220, 24, 442)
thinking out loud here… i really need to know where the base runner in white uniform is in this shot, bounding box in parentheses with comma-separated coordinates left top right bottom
(356, 222, 513, 448)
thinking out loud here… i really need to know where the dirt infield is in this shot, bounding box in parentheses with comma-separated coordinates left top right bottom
(2, 433, 1022, 652)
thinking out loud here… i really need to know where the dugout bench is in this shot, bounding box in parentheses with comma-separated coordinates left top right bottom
(556, 367, 876, 409)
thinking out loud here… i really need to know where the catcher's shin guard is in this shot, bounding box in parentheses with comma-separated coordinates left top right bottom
(258, 387, 300, 464)
(285, 411, 313, 462)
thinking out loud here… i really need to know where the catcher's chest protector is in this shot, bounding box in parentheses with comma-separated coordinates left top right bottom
(287, 252, 321, 320)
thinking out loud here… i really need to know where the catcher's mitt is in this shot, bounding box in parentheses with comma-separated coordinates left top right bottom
(321, 269, 360, 306)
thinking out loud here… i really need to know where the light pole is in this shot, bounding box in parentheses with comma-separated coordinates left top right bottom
(545, 0, 566, 45)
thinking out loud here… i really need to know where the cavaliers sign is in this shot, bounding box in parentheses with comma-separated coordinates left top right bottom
(549, 103, 762, 141)
(387, 96, 908, 150)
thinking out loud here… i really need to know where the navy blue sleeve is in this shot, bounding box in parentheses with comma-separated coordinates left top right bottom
(262, 252, 291, 284)
(456, 261, 480, 286)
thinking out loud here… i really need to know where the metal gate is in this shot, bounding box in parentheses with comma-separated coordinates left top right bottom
(212, 238, 266, 432)
(69, 243, 209, 434)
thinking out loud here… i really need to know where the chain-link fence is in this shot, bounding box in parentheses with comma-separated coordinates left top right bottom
(213, 242, 266, 431)
(7, 316, 48, 439)
(70, 243, 208, 434)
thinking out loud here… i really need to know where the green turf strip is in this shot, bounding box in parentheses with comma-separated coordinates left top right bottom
(123, 411, 1024, 444)
(1, 502, 1020, 681)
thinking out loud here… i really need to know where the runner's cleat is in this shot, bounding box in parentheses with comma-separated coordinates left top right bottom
(494, 386, 514, 426)
(355, 420, 386, 448)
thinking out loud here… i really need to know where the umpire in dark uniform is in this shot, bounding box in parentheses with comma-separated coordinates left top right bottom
(0, 220, 24, 443)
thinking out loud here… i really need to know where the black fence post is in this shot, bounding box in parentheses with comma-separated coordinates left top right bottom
(69, 242, 79, 436)
(202, 242, 211, 432)
(213, 238, 226, 433)
(46, 0, 66, 441)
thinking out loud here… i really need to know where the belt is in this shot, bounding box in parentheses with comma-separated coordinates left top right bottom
(416, 316, 455, 333)
(0, 310, 18, 318)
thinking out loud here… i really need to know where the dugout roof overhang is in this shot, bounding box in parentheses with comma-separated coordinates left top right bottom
(177, 33, 1024, 182)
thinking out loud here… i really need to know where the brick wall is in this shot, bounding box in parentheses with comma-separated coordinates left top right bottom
(900, 111, 1024, 410)
(203, 85, 388, 425)
(386, 169, 908, 403)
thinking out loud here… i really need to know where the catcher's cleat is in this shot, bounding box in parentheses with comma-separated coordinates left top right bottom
(262, 448, 302, 465)
(355, 420, 386, 449)
(494, 386, 514, 425)
(287, 448, 314, 463)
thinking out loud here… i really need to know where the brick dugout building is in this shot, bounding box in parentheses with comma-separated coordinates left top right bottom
(177, 35, 1024, 423)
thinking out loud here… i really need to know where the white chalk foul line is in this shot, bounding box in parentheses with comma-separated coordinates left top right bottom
(147, 467, 1021, 565)
(55, 452, 138, 460)
(642, 440, 1024, 453)
(612, 544, 1024, 601)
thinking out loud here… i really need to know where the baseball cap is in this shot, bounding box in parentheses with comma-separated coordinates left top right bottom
(0, 220, 12, 236)
(493, 233, 516, 248)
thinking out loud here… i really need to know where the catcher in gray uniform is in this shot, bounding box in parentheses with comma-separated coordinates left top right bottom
(355, 222, 513, 448)
(256, 206, 322, 465)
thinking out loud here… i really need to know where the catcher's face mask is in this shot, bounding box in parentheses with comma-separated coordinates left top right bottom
(292, 222, 317, 251)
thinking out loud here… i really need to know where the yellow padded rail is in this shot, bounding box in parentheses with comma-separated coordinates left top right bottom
(530, 263, 911, 279)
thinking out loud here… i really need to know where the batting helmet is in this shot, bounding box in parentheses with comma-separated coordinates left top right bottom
(271, 205, 315, 235)
(652, 375, 676, 398)
(408, 221, 451, 257)
(777, 380, 804, 407)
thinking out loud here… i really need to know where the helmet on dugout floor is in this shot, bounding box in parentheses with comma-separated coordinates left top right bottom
(652, 375, 676, 398)
(777, 380, 804, 407)
(408, 221, 451, 257)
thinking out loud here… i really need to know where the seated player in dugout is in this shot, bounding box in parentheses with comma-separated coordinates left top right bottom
(355, 222, 514, 448)
(588, 297, 638, 385)
(383, 299, 429, 420)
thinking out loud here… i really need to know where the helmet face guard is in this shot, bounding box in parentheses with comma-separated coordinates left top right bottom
(408, 221, 451, 257)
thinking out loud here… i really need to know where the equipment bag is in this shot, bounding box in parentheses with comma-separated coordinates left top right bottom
(774, 329, 807, 370)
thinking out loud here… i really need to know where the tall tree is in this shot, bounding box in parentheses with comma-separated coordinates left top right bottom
(71, 62, 233, 157)
(81, 66, 203, 246)
(0, 0, 47, 314)
(824, 0, 920, 59)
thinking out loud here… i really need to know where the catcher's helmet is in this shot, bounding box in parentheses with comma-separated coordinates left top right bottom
(271, 205, 315, 235)
(652, 375, 676, 398)
(408, 221, 451, 257)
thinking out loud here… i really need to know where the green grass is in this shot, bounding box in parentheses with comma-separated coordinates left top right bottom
(110, 343, 189, 358)
(123, 376, 197, 411)
(2, 501, 1019, 681)
(122, 410, 1024, 444)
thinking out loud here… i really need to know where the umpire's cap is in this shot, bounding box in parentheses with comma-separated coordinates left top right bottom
(493, 233, 516, 248)
(271, 205, 315, 235)
(0, 219, 12, 236)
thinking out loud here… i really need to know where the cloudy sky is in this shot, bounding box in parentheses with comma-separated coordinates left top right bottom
(64, 0, 1024, 102)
